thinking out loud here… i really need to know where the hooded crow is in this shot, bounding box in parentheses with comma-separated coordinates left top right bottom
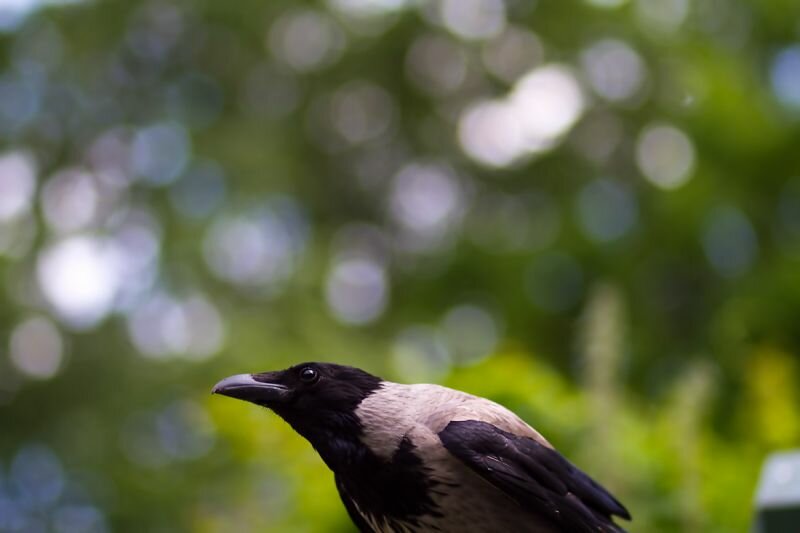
(213, 362, 630, 533)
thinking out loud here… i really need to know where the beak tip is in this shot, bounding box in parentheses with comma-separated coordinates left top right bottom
(211, 374, 251, 397)
(211, 373, 289, 404)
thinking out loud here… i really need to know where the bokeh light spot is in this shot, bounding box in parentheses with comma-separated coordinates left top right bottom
(327, 0, 407, 18)
(458, 99, 525, 168)
(583, 0, 628, 7)
(37, 236, 120, 329)
(169, 160, 226, 220)
(0, 150, 36, 222)
(405, 33, 467, 96)
(11, 444, 64, 508)
(389, 163, 465, 252)
(325, 258, 388, 325)
(127, 291, 225, 360)
(577, 179, 638, 243)
(512, 65, 585, 151)
(771, 45, 800, 111)
(441, 305, 500, 365)
(635, 0, 689, 33)
(131, 122, 190, 186)
(391, 326, 451, 382)
(481, 26, 543, 84)
(9, 316, 64, 379)
(581, 39, 646, 103)
(204, 199, 309, 292)
(459, 64, 585, 166)
(440, 0, 506, 41)
(268, 9, 345, 73)
(330, 81, 395, 146)
(41, 168, 99, 234)
(702, 205, 758, 278)
(636, 122, 696, 189)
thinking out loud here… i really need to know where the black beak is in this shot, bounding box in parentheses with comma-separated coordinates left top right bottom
(212, 373, 291, 405)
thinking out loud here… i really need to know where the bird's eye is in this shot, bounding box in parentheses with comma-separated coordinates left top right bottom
(299, 367, 318, 383)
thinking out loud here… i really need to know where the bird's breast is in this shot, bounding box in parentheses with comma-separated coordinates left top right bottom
(341, 427, 553, 533)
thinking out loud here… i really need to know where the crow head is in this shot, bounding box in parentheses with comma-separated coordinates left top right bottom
(213, 363, 382, 457)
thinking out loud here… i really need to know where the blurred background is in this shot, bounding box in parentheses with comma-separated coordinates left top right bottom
(0, 0, 799, 531)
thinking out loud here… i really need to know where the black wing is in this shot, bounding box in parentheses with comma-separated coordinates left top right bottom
(335, 475, 374, 533)
(439, 420, 630, 533)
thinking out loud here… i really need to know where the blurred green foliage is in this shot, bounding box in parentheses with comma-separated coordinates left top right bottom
(1, 0, 800, 532)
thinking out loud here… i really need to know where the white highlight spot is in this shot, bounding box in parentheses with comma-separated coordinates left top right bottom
(37, 236, 120, 329)
(458, 65, 585, 167)
(458, 100, 525, 168)
(512, 65, 585, 150)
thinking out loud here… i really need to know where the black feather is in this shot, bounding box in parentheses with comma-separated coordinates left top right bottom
(333, 436, 443, 529)
(439, 420, 630, 533)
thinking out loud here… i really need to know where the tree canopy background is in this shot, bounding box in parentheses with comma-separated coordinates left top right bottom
(1, 0, 800, 531)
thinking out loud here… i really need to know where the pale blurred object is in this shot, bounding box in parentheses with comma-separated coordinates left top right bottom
(754, 451, 800, 533)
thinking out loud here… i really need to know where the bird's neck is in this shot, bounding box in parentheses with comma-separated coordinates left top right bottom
(279, 410, 370, 472)
(312, 430, 373, 473)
